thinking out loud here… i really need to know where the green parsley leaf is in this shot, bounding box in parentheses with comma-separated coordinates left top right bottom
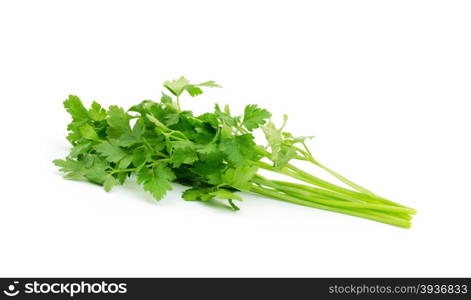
(137, 164, 176, 200)
(70, 141, 93, 158)
(103, 174, 119, 192)
(182, 187, 215, 202)
(164, 76, 221, 98)
(107, 105, 131, 138)
(113, 119, 146, 147)
(164, 76, 191, 97)
(219, 134, 256, 165)
(261, 121, 282, 163)
(64, 95, 89, 121)
(89, 101, 107, 121)
(160, 92, 173, 104)
(185, 85, 203, 97)
(242, 104, 272, 131)
(93, 141, 127, 163)
(171, 141, 198, 167)
(79, 123, 99, 141)
(222, 165, 258, 191)
(182, 187, 241, 210)
(196, 80, 222, 88)
(53, 158, 88, 181)
(54, 155, 111, 187)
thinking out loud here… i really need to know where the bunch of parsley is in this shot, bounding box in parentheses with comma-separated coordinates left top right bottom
(54, 77, 416, 228)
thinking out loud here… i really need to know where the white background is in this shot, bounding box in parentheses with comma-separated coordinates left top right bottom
(0, 0, 470, 277)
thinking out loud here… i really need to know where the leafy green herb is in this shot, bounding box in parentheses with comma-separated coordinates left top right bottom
(54, 77, 416, 228)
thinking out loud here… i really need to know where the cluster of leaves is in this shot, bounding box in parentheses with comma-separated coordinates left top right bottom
(54, 76, 417, 227)
(54, 77, 311, 209)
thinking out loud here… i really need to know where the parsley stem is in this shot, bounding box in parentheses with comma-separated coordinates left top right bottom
(176, 95, 181, 111)
(286, 163, 414, 211)
(253, 175, 363, 203)
(308, 158, 377, 197)
(110, 168, 137, 174)
(249, 185, 411, 228)
(252, 177, 415, 215)
(252, 160, 415, 213)
(292, 145, 408, 208)
(252, 145, 411, 209)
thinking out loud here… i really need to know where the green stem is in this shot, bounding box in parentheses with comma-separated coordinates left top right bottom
(253, 161, 380, 205)
(312, 160, 376, 196)
(111, 168, 137, 174)
(176, 95, 181, 111)
(250, 185, 411, 228)
(167, 131, 188, 141)
(252, 176, 415, 215)
(293, 144, 369, 194)
(268, 179, 365, 203)
(252, 149, 391, 205)
(286, 163, 414, 211)
(267, 179, 413, 221)
(253, 146, 414, 211)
